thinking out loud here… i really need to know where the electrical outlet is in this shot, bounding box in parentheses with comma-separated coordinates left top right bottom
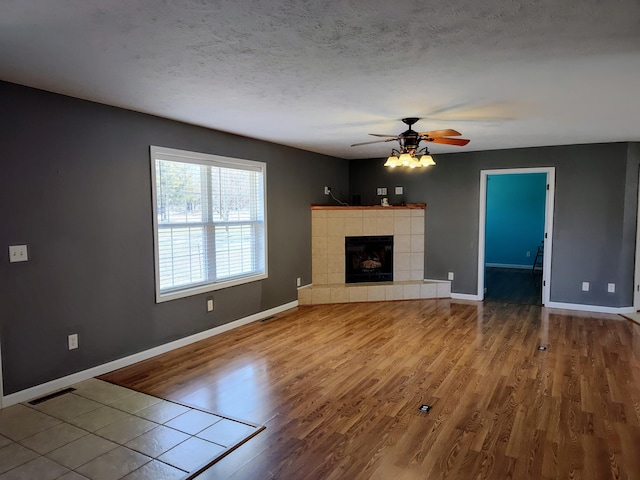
(207, 298, 214, 312)
(395, 186, 403, 195)
(608, 283, 615, 293)
(376, 187, 387, 195)
(526, 251, 531, 257)
(68, 334, 78, 350)
(448, 272, 454, 280)
(9, 245, 28, 263)
(582, 282, 590, 292)
(296, 277, 301, 287)
(324, 186, 331, 195)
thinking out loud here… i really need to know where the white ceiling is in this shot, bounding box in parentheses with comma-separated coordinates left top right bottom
(2, 0, 639, 159)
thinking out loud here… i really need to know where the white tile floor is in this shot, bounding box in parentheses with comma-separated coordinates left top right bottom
(0, 379, 262, 479)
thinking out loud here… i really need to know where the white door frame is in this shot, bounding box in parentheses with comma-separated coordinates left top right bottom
(478, 167, 556, 305)
(0, 339, 3, 408)
(635, 168, 640, 310)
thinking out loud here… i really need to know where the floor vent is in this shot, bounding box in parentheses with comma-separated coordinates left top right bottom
(418, 404, 432, 413)
(28, 387, 76, 405)
(537, 345, 548, 351)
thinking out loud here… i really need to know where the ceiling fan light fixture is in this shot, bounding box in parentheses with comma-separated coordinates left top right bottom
(355, 118, 467, 169)
(384, 155, 399, 167)
(399, 153, 412, 166)
(420, 154, 436, 167)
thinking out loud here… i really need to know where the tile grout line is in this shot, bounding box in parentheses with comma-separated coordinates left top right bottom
(0, 379, 264, 479)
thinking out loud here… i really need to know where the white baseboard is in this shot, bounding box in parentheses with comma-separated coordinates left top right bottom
(485, 263, 532, 269)
(451, 293, 482, 301)
(2, 301, 298, 408)
(446, 297, 633, 314)
(544, 301, 634, 315)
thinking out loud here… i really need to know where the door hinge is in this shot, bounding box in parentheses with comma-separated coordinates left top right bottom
(544, 232, 547, 239)
(547, 184, 550, 190)
(543, 280, 546, 286)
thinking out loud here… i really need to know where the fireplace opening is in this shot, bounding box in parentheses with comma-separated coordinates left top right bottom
(345, 235, 393, 283)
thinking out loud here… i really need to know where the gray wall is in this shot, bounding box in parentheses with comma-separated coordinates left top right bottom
(0, 81, 349, 395)
(349, 143, 639, 307)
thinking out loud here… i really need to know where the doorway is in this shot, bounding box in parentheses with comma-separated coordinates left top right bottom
(478, 168, 555, 305)
(0, 339, 3, 408)
(634, 168, 640, 311)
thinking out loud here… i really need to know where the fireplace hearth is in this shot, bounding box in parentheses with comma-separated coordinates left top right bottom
(345, 235, 393, 283)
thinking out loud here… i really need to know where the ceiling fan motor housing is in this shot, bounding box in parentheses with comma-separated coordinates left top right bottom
(399, 132, 420, 152)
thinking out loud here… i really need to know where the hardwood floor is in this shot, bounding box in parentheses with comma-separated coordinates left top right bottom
(101, 300, 640, 479)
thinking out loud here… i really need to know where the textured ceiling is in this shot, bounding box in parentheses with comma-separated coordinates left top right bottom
(1, 0, 639, 159)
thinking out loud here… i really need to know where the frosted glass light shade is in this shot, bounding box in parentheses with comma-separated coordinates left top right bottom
(419, 155, 436, 166)
(398, 153, 412, 166)
(384, 155, 399, 167)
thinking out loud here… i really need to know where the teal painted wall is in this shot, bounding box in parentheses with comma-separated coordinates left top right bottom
(485, 173, 547, 267)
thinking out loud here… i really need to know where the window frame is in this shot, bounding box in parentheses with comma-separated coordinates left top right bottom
(150, 146, 268, 303)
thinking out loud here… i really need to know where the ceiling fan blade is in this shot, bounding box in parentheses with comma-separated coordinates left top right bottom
(419, 129, 461, 137)
(350, 138, 398, 147)
(430, 137, 470, 146)
(368, 134, 400, 138)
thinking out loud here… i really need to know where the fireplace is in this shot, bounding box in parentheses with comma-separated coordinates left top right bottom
(345, 236, 393, 283)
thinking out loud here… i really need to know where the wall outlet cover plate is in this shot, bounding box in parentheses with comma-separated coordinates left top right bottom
(9, 245, 28, 262)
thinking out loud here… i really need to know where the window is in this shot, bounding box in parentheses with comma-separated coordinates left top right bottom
(150, 146, 267, 302)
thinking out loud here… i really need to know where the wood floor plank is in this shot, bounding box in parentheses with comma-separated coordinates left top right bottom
(100, 300, 640, 479)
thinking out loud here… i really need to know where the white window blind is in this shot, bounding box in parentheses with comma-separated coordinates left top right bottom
(150, 146, 267, 302)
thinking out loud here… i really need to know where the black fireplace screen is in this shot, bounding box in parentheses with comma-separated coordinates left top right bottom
(345, 235, 393, 283)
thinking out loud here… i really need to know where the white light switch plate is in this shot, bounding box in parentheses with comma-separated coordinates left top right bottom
(608, 283, 615, 293)
(9, 245, 28, 262)
(582, 282, 589, 292)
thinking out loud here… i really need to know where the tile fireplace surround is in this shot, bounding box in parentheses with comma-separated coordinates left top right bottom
(298, 204, 451, 305)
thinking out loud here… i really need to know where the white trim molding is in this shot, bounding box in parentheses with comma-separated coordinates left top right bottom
(451, 293, 483, 301)
(485, 263, 533, 270)
(478, 167, 555, 306)
(2, 301, 298, 408)
(544, 301, 634, 315)
(447, 297, 633, 314)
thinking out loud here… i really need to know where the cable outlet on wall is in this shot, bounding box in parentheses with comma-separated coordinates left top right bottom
(324, 186, 331, 195)
(207, 298, 214, 312)
(448, 272, 455, 281)
(581, 282, 590, 292)
(68, 334, 78, 350)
